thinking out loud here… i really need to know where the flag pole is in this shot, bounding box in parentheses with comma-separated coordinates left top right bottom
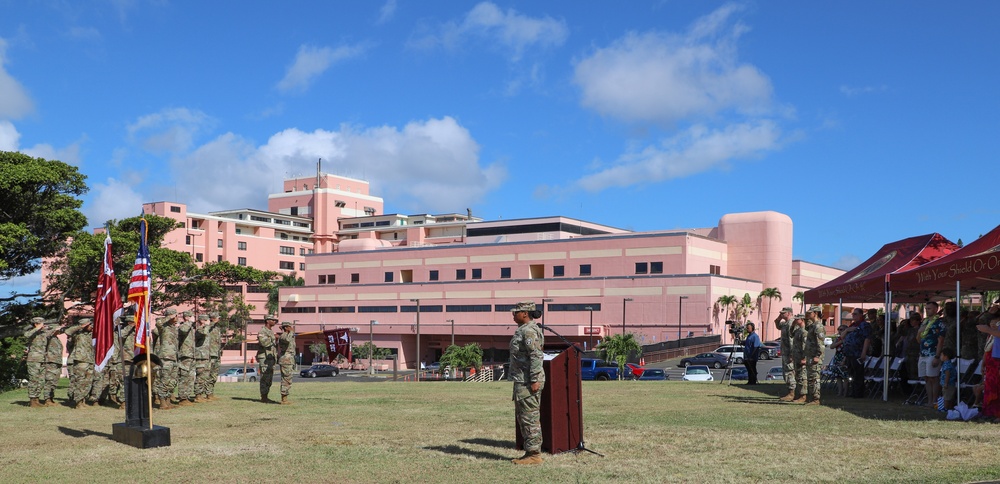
(145, 299, 153, 429)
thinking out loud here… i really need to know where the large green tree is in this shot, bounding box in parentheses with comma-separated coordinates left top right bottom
(265, 272, 304, 316)
(757, 287, 782, 341)
(0, 151, 88, 281)
(596, 333, 642, 379)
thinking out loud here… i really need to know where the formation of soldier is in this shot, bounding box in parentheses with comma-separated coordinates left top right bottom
(776, 306, 825, 405)
(152, 309, 226, 409)
(256, 314, 295, 405)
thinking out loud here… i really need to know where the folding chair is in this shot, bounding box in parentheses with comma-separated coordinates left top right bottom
(957, 358, 978, 404)
(904, 359, 927, 406)
(870, 357, 902, 399)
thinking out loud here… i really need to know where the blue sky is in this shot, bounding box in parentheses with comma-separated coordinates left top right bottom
(3, 1, 1000, 295)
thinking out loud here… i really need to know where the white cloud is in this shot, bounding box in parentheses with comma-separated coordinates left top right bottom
(276, 43, 369, 93)
(84, 177, 147, 228)
(377, 0, 397, 25)
(0, 120, 20, 150)
(832, 254, 862, 271)
(165, 117, 505, 214)
(0, 120, 82, 166)
(0, 270, 42, 297)
(127, 107, 215, 154)
(411, 2, 567, 62)
(575, 121, 781, 192)
(573, 4, 772, 125)
(0, 38, 35, 119)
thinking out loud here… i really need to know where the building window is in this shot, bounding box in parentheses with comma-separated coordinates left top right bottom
(651, 261, 663, 274)
(500, 267, 511, 279)
(580, 264, 591, 276)
(385, 272, 393, 283)
(237, 257, 247, 266)
(217, 255, 222, 262)
(549, 304, 601, 312)
(290, 206, 298, 216)
(635, 262, 648, 275)
(280, 246, 294, 255)
(299, 262, 305, 271)
(351, 273, 360, 284)
(446, 305, 492, 312)
(280, 233, 288, 240)
(195, 253, 203, 262)
(238, 241, 247, 251)
(358, 305, 398, 313)
(185, 235, 191, 245)
(318, 275, 326, 284)
(472, 268, 482, 280)
(279, 261, 294, 270)
(553, 265, 564, 277)
(429, 270, 439, 281)
(300, 247, 306, 256)
(170, 206, 181, 213)
(710, 265, 721, 275)
(318, 306, 355, 313)
(217, 239, 223, 248)
(456, 269, 466, 280)
(235, 228, 242, 235)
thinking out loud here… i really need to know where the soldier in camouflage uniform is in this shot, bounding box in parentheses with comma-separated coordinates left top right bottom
(509, 301, 545, 465)
(774, 307, 796, 401)
(154, 310, 180, 409)
(790, 315, 807, 403)
(278, 321, 296, 405)
(257, 314, 279, 403)
(23, 317, 49, 408)
(65, 318, 96, 408)
(176, 310, 197, 406)
(193, 314, 211, 403)
(206, 312, 222, 400)
(43, 320, 66, 406)
(804, 306, 826, 405)
(105, 316, 134, 408)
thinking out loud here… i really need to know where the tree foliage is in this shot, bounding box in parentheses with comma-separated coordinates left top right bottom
(351, 341, 391, 361)
(757, 287, 782, 340)
(439, 343, 483, 371)
(597, 333, 642, 379)
(266, 272, 304, 315)
(0, 151, 88, 280)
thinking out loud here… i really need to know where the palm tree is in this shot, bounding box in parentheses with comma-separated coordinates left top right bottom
(758, 288, 782, 341)
(597, 333, 642, 379)
(265, 272, 305, 316)
(716, 295, 738, 338)
(793, 291, 805, 314)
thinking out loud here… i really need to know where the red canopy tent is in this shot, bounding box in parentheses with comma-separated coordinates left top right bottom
(890, 224, 1000, 298)
(804, 233, 960, 304)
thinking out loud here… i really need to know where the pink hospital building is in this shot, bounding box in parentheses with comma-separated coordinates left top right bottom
(143, 172, 844, 369)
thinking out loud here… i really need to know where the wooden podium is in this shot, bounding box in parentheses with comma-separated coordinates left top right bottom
(516, 347, 583, 454)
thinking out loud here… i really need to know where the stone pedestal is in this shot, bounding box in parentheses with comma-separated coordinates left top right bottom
(112, 423, 171, 449)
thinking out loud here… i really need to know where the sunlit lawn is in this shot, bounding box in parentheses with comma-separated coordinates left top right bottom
(1, 377, 998, 483)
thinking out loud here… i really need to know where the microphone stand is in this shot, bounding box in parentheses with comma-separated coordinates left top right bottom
(538, 324, 604, 457)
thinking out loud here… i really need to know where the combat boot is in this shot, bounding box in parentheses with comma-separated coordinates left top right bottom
(805, 398, 821, 406)
(512, 451, 543, 465)
(206, 394, 218, 401)
(281, 395, 291, 405)
(779, 391, 795, 402)
(194, 395, 207, 403)
(176, 398, 193, 407)
(30, 398, 42, 408)
(261, 395, 272, 404)
(792, 395, 807, 403)
(44, 398, 57, 407)
(159, 399, 174, 410)
(152, 395, 161, 406)
(73, 399, 87, 409)
(89, 400, 99, 407)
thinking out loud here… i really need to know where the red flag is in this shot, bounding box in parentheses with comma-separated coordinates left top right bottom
(128, 217, 152, 355)
(324, 328, 352, 362)
(94, 232, 122, 372)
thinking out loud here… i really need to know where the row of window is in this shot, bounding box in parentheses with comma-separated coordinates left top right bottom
(233, 257, 303, 271)
(317, 264, 596, 285)
(281, 303, 603, 314)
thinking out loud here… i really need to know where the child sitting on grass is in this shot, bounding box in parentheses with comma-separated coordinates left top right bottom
(939, 347, 957, 411)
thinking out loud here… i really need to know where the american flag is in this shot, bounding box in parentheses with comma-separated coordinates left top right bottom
(128, 217, 152, 355)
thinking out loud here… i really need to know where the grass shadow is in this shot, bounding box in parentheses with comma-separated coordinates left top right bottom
(424, 444, 510, 461)
(231, 397, 277, 404)
(9, 400, 29, 407)
(57, 426, 113, 439)
(460, 438, 515, 450)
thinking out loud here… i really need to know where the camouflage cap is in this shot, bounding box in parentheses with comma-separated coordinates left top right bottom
(182, 310, 193, 317)
(78, 318, 93, 326)
(165, 308, 178, 316)
(793, 314, 805, 320)
(781, 307, 793, 313)
(807, 306, 822, 313)
(208, 312, 220, 318)
(511, 301, 536, 313)
(31, 316, 46, 325)
(280, 321, 293, 328)
(155, 317, 165, 324)
(198, 314, 209, 321)
(264, 314, 278, 322)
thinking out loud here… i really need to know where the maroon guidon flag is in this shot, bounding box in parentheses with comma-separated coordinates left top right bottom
(324, 328, 352, 362)
(94, 231, 122, 372)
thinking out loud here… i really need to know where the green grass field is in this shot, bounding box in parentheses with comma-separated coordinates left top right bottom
(2, 379, 997, 483)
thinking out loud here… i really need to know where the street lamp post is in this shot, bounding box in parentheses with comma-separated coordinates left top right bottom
(541, 298, 553, 327)
(677, 296, 688, 341)
(369, 320, 378, 376)
(447, 319, 455, 347)
(585, 306, 594, 350)
(622, 298, 633, 336)
(410, 299, 420, 381)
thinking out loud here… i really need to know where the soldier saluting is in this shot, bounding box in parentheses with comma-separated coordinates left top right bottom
(257, 314, 279, 404)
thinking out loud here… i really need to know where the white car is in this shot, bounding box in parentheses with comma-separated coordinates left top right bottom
(713, 345, 745, 364)
(824, 337, 833, 347)
(221, 367, 258, 382)
(682, 365, 714, 382)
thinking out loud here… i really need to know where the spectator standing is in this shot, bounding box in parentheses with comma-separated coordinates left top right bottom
(743, 322, 762, 385)
(918, 302, 945, 408)
(842, 308, 872, 398)
(939, 347, 957, 411)
(975, 313, 1000, 419)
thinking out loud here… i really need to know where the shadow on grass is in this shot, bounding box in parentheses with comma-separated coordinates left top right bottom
(231, 397, 279, 404)
(58, 426, 113, 439)
(9, 400, 29, 407)
(460, 438, 515, 450)
(424, 444, 510, 461)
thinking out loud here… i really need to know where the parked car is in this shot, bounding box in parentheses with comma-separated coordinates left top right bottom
(823, 337, 833, 347)
(682, 365, 714, 381)
(762, 342, 781, 359)
(636, 368, 668, 381)
(581, 358, 619, 381)
(221, 367, 258, 382)
(678, 352, 731, 369)
(730, 367, 748, 380)
(764, 366, 784, 381)
(624, 362, 645, 379)
(300, 364, 340, 378)
(713, 345, 745, 364)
